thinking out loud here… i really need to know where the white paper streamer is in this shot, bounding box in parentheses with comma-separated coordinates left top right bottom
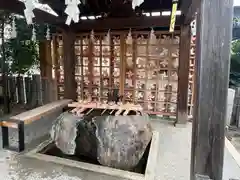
(90, 30, 95, 42)
(19, 0, 58, 24)
(32, 26, 36, 41)
(132, 0, 144, 9)
(149, 28, 157, 45)
(22, 0, 35, 24)
(103, 29, 110, 45)
(11, 17, 17, 39)
(46, 25, 51, 40)
(126, 29, 132, 45)
(65, 0, 81, 25)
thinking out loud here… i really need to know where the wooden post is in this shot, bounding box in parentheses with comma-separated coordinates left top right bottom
(16, 76, 24, 104)
(31, 75, 37, 108)
(88, 34, 93, 98)
(32, 74, 42, 107)
(231, 88, 240, 126)
(52, 36, 59, 101)
(24, 77, 32, 106)
(120, 34, 125, 96)
(177, 25, 191, 124)
(39, 40, 53, 102)
(8, 76, 17, 104)
(190, 0, 233, 180)
(39, 41, 47, 78)
(62, 30, 77, 100)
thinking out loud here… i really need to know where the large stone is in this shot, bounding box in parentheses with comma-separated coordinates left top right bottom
(50, 111, 152, 170)
(74, 115, 98, 160)
(50, 112, 80, 155)
(93, 114, 152, 170)
(50, 112, 98, 160)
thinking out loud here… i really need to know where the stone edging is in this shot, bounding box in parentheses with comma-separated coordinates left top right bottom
(225, 137, 240, 168)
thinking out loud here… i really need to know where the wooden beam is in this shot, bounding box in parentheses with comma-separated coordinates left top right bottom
(71, 16, 182, 31)
(33, 9, 66, 26)
(176, 24, 191, 124)
(62, 30, 77, 100)
(190, 0, 233, 179)
(0, 0, 182, 31)
(0, 0, 24, 15)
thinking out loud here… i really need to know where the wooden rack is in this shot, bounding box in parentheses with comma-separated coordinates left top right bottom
(53, 31, 195, 117)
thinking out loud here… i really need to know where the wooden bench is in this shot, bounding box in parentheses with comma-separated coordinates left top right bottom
(0, 99, 72, 152)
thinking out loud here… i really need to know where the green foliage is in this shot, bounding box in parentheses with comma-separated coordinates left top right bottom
(0, 10, 12, 73)
(233, 17, 240, 24)
(4, 17, 45, 75)
(0, 10, 12, 25)
(5, 40, 39, 75)
(230, 40, 240, 87)
(14, 18, 50, 41)
(0, 11, 56, 75)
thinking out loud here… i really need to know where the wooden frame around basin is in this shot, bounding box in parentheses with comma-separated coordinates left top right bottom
(24, 131, 159, 180)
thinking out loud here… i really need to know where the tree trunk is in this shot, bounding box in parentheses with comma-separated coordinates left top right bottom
(0, 17, 10, 113)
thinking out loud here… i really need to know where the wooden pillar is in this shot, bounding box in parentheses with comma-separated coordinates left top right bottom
(231, 88, 240, 126)
(88, 36, 93, 98)
(16, 76, 24, 104)
(39, 40, 53, 102)
(8, 76, 17, 104)
(120, 34, 125, 96)
(190, 0, 233, 180)
(40, 40, 53, 78)
(177, 25, 191, 124)
(32, 74, 42, 106)
(24, 77, 32, 106)
(62, 30, 77, 100)
(52, 36, 59, 101)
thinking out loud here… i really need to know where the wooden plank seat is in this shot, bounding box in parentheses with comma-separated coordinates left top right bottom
(0, 99, 72, 152)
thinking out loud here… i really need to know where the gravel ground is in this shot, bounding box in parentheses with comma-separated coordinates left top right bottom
(0, 113, 239, 180)
(0, 111, 125, 180)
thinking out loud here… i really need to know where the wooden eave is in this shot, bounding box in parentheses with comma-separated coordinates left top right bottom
(70, 15, 182, 32)
(0, 0, 196, 31)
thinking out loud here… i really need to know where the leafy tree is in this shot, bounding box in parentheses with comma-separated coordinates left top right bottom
(0, 10, 11, 73)
(4, 17, 52, 75)
(0, 10, 55, 113)
(0, 10, 12, 113)
(5, 39, 39, 75)
(229, 39, 240, 88)
(5, 17, 40, 75)
(233, 17, 240, 25)
(1, 12, 56, 75)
